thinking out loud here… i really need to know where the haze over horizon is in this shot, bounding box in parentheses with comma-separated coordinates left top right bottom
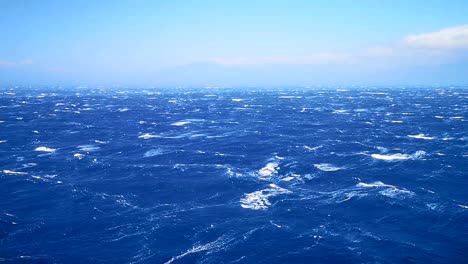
(1, 0, 468, 86)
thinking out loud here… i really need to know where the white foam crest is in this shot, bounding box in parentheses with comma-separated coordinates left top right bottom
(314, 163, 342, 172)
(77, 145, 100, 152)
(379, 188, 414, 198)
(371, 153, 410, 161)
(357, 181, 414, 198)
(357, 181, 395, 188)
(143, 149, 164, 157)
(407, 134, 434, 140)
(171, 121, 191, 126)
(138, 133, 160, 139)
(231, 98, 243, 102)
(258, 162, 279, 178)
(458, 204, 468, 209)
(332, 109, 348, 114)
(336, 191, 368, 203)
(371, 151, 425, 161)
(281, 176, 295, 182)
(304, 145, 322, 151)
(164, 235, 234, 264)
(3, 170, 28, 175)
(74, 153, 85, 159)
(0, 140, 6, 143)
(35, 146, 56, 153)
(31, 175, 48, 182)
(240, 183, 291, 210)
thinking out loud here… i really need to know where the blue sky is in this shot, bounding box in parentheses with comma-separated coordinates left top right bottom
(1, 0, 468, 86)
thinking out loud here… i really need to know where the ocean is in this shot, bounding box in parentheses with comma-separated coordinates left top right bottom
(0, 87, 467, 263)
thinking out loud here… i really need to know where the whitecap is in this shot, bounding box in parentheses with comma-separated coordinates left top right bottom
(379, 188, 414, 198)
(77, 145, 100, 152)
(304, 145, 322, 151)
(240, 184, 291, 210)
(357, 181, 414, 198)
(258, 162, 279, 178)
(3, 170, 28, 175)
(314, 163, 341, 172)
(458, 204, 468, 209)
(357, 181, 395, 188)
(0, 140, 6, 143)
(426, 203, 439, 211)
(332, 109, 348, 114)
(370, 151, 426, 161)
(376, 146, 388, 152)
(35, 146, 56, 153)
(138, 133, 160, 139)
(144, 149, 164, 157)
(74, 153, 85, 159)
(31, 175, 48, 182)
(232, 98, 243, 102)
(163, 235, 234, 264)
(171, 121, 190, 126)
(371, 153, 410, 161)
(407, 134, 434, 140)
(281, 176, 295, 182)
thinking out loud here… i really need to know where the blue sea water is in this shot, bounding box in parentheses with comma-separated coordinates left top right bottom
(0, 87, 467, 263)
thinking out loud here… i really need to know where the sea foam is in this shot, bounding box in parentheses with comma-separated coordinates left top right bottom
(258, 162, 279, 178)
(371, 151, 426, 161)
(35, 146, 56, 153)
(240, 184, 291, 210)
(314, 163, 342, 172)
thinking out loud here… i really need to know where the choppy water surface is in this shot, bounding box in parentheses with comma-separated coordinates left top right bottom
(0, 87, 467, 263)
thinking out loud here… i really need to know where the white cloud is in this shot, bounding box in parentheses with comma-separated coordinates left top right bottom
(403, 25, 468, 49)
(207, 25, 468, 67)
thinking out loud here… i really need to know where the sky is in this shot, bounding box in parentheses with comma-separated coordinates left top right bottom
(1, 0, 468, 86)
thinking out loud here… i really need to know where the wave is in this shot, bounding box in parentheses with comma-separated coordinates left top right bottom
(357, 181, 414, 198)
(171, 121, 191, 126)
(143, 149, 165, 157)
(314, 163, 342, 172)
(3, 170, 28, 175)
(371, 151, 426, 161)
(258, 162, 279, 178)
(35, 146, 56, 153)
(240, 184, 291, 210)
(77, 145, 100, 152)
(138, 133, 160, 139)
(357, 181, 395, 188)
(164, 235, 235, 264)
(407, 134, 434, 140)
(74, 153, 85, 159)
